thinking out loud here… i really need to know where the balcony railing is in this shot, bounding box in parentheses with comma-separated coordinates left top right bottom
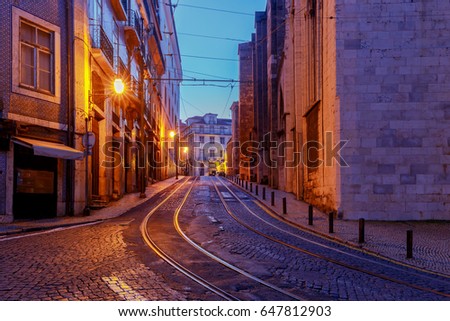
(111, 0, 127, 20)
(118, 58, 128, 78)
(112, 110, 121, 126)
(130, 75, 139, 97)
(90, 24, 114, 68)
(148, 26, 165, 75)
(121, 0, 128, 11)
(124, 9, 142, 47)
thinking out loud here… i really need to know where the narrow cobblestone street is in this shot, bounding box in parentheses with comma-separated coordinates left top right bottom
(1, 177, 448, 301)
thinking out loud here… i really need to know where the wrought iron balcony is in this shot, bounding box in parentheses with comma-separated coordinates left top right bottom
(90, 24, 114, 71)
(148, 26, 165, 75)
(111, 0, 127, 21)
(129, 75, 140, 97)
(124, 9, 142, 48)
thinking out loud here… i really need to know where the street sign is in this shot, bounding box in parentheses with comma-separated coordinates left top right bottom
(82, 132, 96, 149)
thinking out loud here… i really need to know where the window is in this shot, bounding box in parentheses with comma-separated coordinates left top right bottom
(199, 136, 205, 144)
(12, 7, 61, 103)
(209, 149, 216, 158)
(19, 20, 54, 94)
(220, 137, 225, 145)
(210, 136, 215, 143)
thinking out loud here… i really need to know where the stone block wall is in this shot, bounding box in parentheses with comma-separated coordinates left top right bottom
(238, 41, 255, 179)
(336, 0, 450, 220)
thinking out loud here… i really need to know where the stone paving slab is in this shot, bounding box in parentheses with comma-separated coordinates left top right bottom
(229, 179, 450, 276)
(0, 177, 184, 236)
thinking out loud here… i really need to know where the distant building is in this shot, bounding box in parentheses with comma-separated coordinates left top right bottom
(181, 114, 232, 176)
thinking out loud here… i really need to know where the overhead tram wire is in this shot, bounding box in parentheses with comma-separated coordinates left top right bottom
(183, 69, 234, 80)
(178, 32, 247, 43)
(221, 84, 236, 117)
(181, 97, 207, 115)
(181, 54, 239, 62)
(157, 78, 251, 84)
(169, 3, 255, 17)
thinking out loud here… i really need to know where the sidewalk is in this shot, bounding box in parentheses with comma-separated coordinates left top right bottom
(230, 178, 450, 276)
(0, 177, 183, 237)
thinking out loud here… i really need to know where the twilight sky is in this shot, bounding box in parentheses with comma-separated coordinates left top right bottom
(173, 0, 267, 121)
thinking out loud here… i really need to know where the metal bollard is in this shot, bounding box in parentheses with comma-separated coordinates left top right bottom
(271, 191, 275, 206)
(308, 204, 313, 225)
(245, 181, 248, 190)
(282, 197, 287, 214)
(406, 230, 413, 259)
(358, 218, 365, 243)
(250, 183, 253, 193)
(256, 185, 259, 196)
(263, 187, 266, 200)
(329, 212, 334, 233)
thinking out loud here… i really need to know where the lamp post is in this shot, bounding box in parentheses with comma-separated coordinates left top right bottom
(169, 130, 178, 179)
(184, 147, 189, 176)
(83, 77, 125, 215)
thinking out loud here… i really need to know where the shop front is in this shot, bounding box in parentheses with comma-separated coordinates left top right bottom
(12, 137, 83, 220)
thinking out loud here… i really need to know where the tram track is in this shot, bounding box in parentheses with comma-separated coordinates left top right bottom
(213, 177, 450, 299)
(141, 177, 307, 301)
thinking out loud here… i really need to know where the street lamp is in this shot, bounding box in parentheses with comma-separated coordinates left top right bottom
(169, 130, 178, 179)
(113, 78, 125, 94)
(184, 147, 189, 176)
(83, 77, 124, 216)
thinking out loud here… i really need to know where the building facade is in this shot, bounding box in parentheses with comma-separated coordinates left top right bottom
(182, 114, 232, 177)
(238, 41, 255, 181)
(0, 1, 80, 222)
(240, 0, 449, 221)
(229, 101, 240, 176)
(0, 0, 181, 223)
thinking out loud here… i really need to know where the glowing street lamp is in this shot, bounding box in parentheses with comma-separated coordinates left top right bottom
(113, 78, 125, 94)
(84, 77, 124, 216)
(169, 130, 178, 179)
(184, 147, 189, 176)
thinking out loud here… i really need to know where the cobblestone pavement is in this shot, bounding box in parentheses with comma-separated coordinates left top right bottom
(0, 178, 207, 301)
(225, 177, 450, 276)
(0, 176, 448, 301)
(0, 221, 188, 300)
(178, 177, 449, 300)
(0, 177, 182, 236)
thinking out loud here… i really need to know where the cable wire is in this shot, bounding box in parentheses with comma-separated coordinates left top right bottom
(172, 3, 254, 16)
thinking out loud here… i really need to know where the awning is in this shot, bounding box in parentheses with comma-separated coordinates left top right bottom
(12, 137, 84, 160)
